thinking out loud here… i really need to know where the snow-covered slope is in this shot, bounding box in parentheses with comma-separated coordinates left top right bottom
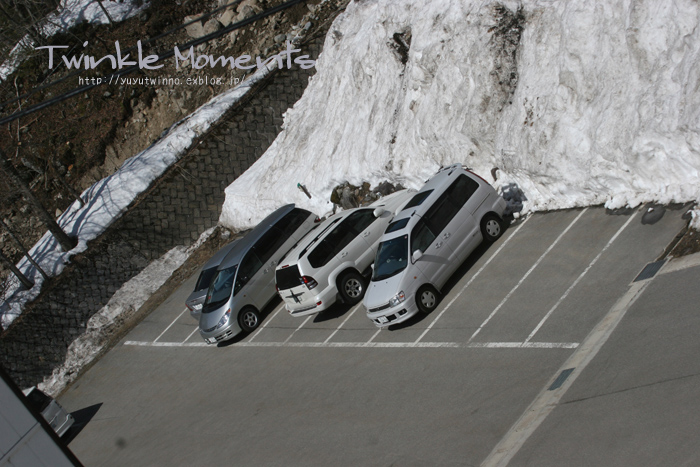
(220, 0, 700, 229)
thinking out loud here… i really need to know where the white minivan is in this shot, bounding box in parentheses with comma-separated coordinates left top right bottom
(363, 164, 507, 327)
(275, 190, 414, 316)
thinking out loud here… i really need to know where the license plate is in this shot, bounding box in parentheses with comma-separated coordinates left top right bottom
(378, 316, 389, 324)
(206, 337, 217, 344)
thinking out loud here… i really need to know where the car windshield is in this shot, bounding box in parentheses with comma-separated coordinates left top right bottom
(372, 235, 408, 281)
(195, 266, 218, 292)
(203, 265, 237, 312)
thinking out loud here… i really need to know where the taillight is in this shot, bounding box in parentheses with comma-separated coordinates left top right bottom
(301, 276, 317, 290)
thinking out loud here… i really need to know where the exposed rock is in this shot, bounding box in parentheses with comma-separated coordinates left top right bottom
(203, 18, 222, 35)
(184, 15, 205, 38)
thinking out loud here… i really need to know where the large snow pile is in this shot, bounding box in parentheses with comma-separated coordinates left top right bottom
(220, 0, 700, 229)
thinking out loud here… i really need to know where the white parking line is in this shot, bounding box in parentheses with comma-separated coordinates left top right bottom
(323, 304, 361, 344)
(125, 341, 209, 347)
(248, 302, 285, 342)
(123, 340, 579, 349)
(183, 326, 199, 344)
(469, 342, 578, 349)
(283, 315, 313, 344)
(468, 208, 588, 344)
(415, 216, 531, 344)
(524, 210, 638, 343)
(366, 329, 382, 345)
(482, 270, 653, 466)
(153, 308, 188, 343)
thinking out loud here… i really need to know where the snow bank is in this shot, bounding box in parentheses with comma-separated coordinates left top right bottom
(39, 228, 215, 397)
(220, 0, 700, 229)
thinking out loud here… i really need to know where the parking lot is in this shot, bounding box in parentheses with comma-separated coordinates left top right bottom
(59, 204, 696, 466)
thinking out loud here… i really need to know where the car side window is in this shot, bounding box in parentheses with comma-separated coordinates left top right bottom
(411, 218, 436, 254)
(234, 250, 263, 296)
(347, 208, 377, 233)
(275, 208, 311, 238)
(307, 209, 376, 268)
(448, 174, 479, 207)
(423, 175, 476, 236)
(424, 192, 458, 235)
(253, 227, 286, 265)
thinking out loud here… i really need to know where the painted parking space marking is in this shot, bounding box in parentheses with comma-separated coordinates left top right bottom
(468, 208, 588, 344)
(284, 315, 313, 344)
(123, 339, 579, 349)
(323, 304, 362, 344)
(523, 210, 637, 344)
(153, 308, 188, 343)
(129, 208, 640, 352)
(415, 216, 531, 344)
(183, 326, 199, 344)
(248, 302, 285, 342)
(482, 263, 656, 467)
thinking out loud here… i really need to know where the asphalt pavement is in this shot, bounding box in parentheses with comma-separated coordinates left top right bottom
(57, 204, 700, 466)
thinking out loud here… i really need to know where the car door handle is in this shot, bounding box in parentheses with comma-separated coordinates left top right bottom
(435, 242, 443, 248)
(263, 268, 270, 274)
(443, 232, 451, 239)
(341, 251, 348, 258)
(363, 231, 370, 237)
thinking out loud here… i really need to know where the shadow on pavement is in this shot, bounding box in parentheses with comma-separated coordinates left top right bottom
(65, 403, 102, 444)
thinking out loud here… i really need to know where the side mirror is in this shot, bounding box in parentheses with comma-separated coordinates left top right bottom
(373, 207, 386, 218)
(411, 250, 422, 263)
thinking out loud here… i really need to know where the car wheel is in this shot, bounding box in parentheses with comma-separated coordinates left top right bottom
(338, 271, 365, 305)
(481, 213, 504, 242)
(238, 307, 261, 333)
(416, 285, 440, 314)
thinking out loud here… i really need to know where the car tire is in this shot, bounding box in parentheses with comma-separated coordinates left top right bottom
(481, 213, 504, 243)
(338, 271, 365, 305)
(416, 285, 440, 314)
(238, 306, 261, 333)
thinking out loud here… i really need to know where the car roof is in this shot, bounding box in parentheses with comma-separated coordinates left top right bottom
(381, 164, 476, 239)
(218, 204, 298, 269)
(279, 189, 415, 266)
(281, 206, 364, 264)
(202, 239, 240, 270)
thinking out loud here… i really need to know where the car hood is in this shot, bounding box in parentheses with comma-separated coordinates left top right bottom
(199, 303, 229, 331)
(364, 273, 405, 309)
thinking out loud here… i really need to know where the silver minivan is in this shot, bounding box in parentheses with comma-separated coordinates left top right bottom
(22, 386, 74, 438)
(186, 239, 239, 320)
(275, 190, 415, 316)
(199, 205, 317, 344)
(364, 164, 507, 327)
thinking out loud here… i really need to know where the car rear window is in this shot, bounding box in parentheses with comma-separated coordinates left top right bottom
(276, 264, 302, 291)
(195, 267, 218, 292)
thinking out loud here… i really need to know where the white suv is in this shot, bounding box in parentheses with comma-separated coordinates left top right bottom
(275, 190, 415, 316)
(364, 164, 507, 327)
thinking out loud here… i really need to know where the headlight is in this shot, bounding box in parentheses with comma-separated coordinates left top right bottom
(216, 309, 231, 329)
(389, 291, 406, 308)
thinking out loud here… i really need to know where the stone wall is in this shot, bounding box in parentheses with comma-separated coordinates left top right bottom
(0, 34, 325, 389)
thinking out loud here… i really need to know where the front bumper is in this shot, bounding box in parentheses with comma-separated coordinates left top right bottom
(199, 321, 241, 344)
(366, 299, 419, 328)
